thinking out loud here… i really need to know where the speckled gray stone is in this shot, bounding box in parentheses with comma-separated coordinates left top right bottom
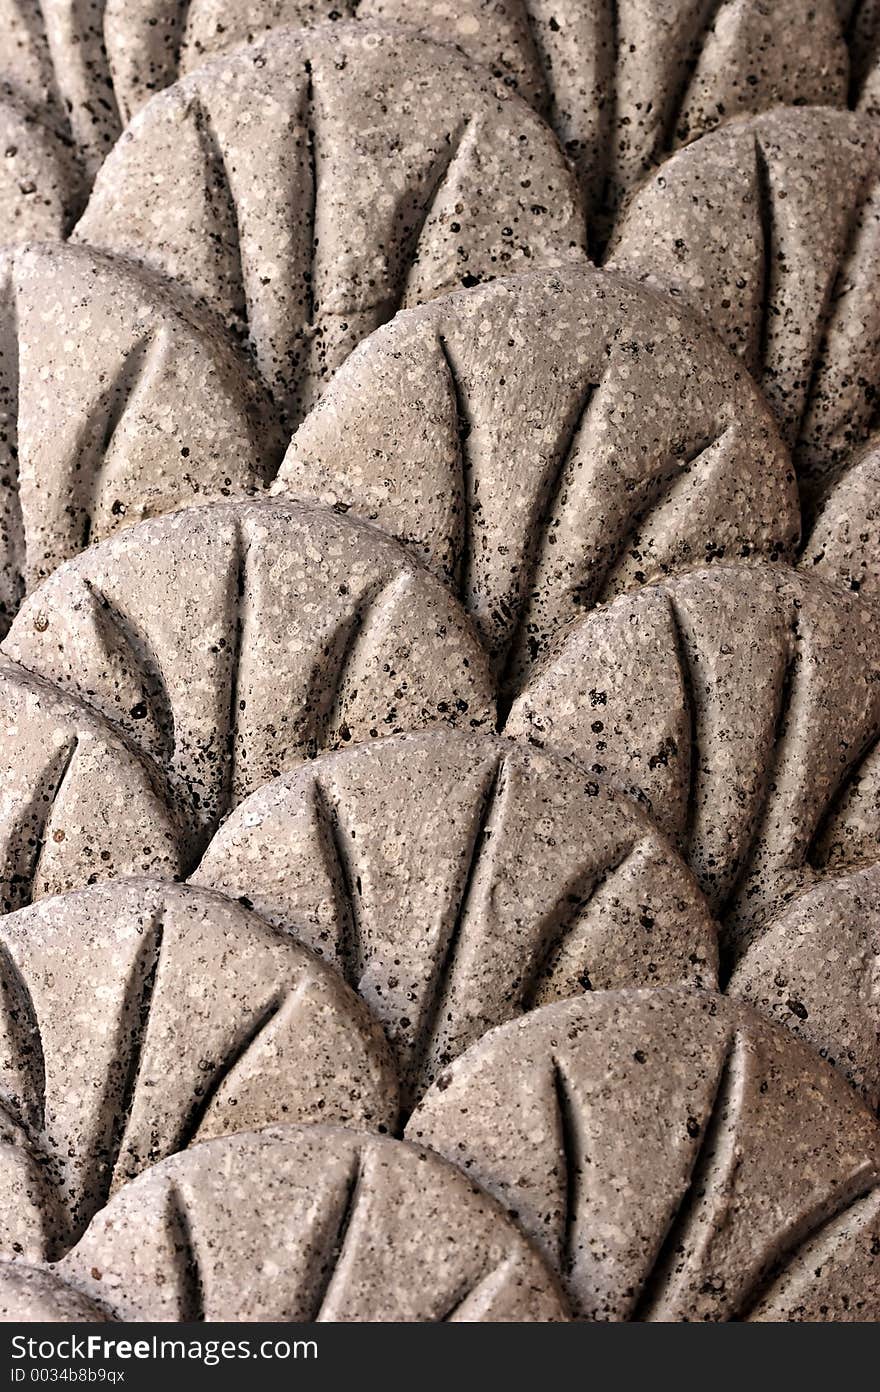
(84, 2, 871, 232)
(192, 730, 717, 1103)
(801, 432, 880, 601)
(506, 562, 880, 951)
(278, 264, 798, 681)
(0, 651, 181, 913)
(42, 1126, 569, 1321)
(0, 880, 398, 1262)
(747, 1187, 880, 1321)
(729, 864, 880, 1110)
(816, 740, 880, 877)
(408, 988, 880, 1321)
(0, 1264, 110, 1322)
(0, 243, 280, 630)
(853, 0, 880, 116)
(0, 0, 122, 179)
(111, 2, 355, 122)
(73, 24, 586, 427)
(609, 107, 880, 504)
(0, 654, 181, 914)
(360, 1, 858, 227)
(0, 96, 82, 246)
(6, 4, 879, 249)
(1, 498, 495, 856)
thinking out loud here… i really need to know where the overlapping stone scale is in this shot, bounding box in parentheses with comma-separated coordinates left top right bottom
(1, 497, 496, 858)
(0, 880, 398, 1262)
(507, 562, 880, 950)
(5, 1127, 569, 1322)
(279, 265, 799, 685)
(408, 989, 880, 1321)
(0, 242, 279, 633)
(73, 24, 586, 427)
(193, 730, 718, 1102)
